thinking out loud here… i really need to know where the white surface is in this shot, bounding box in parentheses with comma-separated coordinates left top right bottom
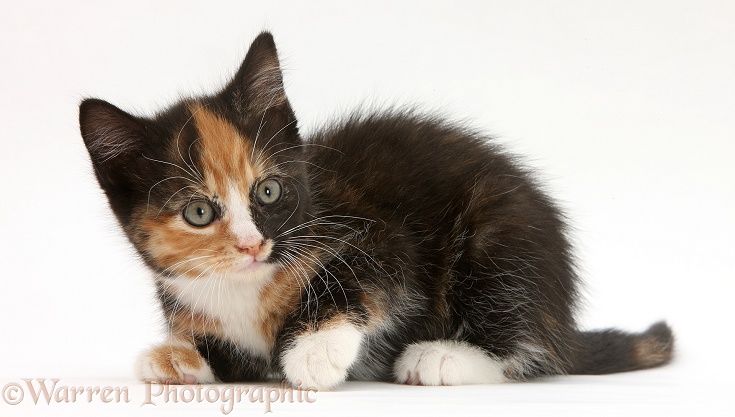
(1, 0, 733, 416)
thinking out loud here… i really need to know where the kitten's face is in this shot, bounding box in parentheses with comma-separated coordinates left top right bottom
(80, 34, 309, 280)
(135, 103, 307, 278)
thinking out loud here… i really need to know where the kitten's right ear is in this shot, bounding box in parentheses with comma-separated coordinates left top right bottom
(79, 98, 148, 189)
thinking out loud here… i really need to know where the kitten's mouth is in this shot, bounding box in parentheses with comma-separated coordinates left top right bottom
(220, 240, 276, 274)
(233, 253, 272, 273)
(238, 259, 267, 271)
(246, 240, 274, 269)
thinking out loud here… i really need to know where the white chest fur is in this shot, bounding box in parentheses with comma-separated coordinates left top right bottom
(162, 264, 278, 358)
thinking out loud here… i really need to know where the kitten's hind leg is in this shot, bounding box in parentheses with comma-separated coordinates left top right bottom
(394, 340, 506, 385)
(135, 339, 216, 384)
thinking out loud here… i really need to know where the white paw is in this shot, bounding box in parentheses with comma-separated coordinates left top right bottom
(394, 340, 506, 385)
(281, 323, 363, 390)
(135, 341, 216, 384)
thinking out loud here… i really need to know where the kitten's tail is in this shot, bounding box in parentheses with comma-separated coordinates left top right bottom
(569, 321, 674, 374)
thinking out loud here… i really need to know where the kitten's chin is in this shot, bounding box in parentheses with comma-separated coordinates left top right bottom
(237, 260, 266, 272)
(230, 259, 277, 281)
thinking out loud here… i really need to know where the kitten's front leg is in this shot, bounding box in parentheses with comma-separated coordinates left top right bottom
(135, 339, 216, 384)
(280, 317, 364, 390)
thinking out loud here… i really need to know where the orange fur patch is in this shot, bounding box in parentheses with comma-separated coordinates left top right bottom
(632, 336, 672, 368)
(147, 344, 206, 382)
(359, 291, 387, 331)
(170, 308, 222, 337)
(258, 267, 307, 346)
(142, 214, 233, 276)
(190, 103, 259, 198)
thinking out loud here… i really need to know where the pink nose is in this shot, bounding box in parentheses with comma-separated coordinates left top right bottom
(236, 240, 263, 256)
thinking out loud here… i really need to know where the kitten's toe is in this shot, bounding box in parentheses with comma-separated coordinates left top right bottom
(135, 342, 215, 384)
(281, 323, 363, 390)
(394, 340, 506, 385)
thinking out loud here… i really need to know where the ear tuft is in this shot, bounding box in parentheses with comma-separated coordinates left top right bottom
(229, 32, 288, 114)
(79, 99, 146, 164)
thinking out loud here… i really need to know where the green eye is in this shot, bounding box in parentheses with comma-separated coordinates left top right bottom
(183, 201, 217, 227)
(256, 179, 282, 205)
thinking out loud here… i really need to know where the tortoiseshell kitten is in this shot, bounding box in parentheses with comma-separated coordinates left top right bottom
(79, 32, 673, 389)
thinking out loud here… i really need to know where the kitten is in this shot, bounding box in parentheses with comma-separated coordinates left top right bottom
(79, 32, 673, 389)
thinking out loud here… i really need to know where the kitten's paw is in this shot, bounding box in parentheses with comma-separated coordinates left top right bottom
(135, 341, 215, 384)
(394, 340, 506, 385)
(281, 323, 363, 390)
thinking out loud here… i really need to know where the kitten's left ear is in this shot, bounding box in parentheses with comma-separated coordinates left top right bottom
(79, 98, 151, 191)
(226, 32, 291, 115)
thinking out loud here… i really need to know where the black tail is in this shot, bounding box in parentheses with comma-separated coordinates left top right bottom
(570, 321, 674, 374)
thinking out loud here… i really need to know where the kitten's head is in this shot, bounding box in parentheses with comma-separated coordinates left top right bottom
(79, 32, 310, 279)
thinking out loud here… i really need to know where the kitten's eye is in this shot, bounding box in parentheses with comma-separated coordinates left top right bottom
(256, 179, 282, 205)
(183, 201, 217, 227)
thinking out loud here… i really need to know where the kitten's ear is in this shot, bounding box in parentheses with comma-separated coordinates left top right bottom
(226, 32, 290, 115)
(79, 98, 149, 189)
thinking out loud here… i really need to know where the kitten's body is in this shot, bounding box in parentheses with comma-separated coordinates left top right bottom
(80, 33, 673, 389)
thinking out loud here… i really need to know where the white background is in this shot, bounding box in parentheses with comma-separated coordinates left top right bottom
(1, 1, 733, 416)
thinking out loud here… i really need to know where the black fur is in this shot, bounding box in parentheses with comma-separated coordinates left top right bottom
(79, 32, 674, 385)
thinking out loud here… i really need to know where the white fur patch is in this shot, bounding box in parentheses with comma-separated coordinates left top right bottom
(135, 339, 216, 384)
(281, 323, 363, 390)
(162, 265, 277, 357)
(394, 340, 506, 385)
(226, 181, 263, 246)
